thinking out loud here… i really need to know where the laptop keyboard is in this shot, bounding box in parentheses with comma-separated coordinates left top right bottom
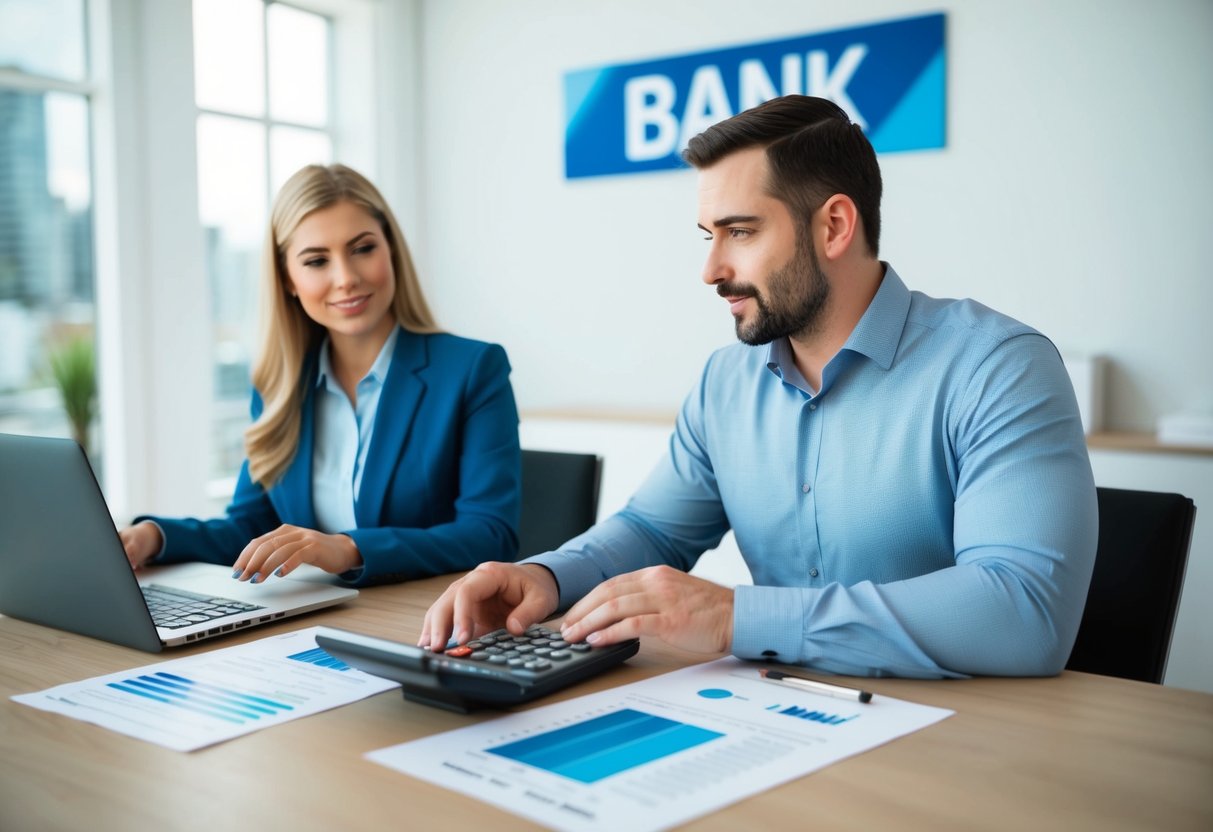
(142, 584, 265, 629)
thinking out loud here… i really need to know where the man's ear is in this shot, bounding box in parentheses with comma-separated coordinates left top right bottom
(816, 194, 860, 261)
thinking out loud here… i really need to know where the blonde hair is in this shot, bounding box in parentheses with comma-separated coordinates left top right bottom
(244, 164, 440, 487)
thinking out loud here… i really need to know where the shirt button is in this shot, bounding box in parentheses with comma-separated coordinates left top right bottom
(809, 568, 819, 578)
(801, 483, 811, 493)
(809, 403, 817, 411)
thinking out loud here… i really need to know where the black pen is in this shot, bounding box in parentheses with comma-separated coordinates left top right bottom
(759, 668, 874, 704)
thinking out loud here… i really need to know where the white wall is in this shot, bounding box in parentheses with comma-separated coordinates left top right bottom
(408, 0, 1213, 429)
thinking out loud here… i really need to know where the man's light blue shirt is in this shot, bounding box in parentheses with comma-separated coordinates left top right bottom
(312, 327, 399, 534)
(527, 266, 1097, 679)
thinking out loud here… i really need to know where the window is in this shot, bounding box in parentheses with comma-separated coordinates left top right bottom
(0, 0, 99, 459)
(192, 0, 334, 483)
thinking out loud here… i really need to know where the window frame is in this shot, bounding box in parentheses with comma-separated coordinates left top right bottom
(195, 0, 339, 496)
(0, 5, 100, 462)
(83, 0, 396, 521)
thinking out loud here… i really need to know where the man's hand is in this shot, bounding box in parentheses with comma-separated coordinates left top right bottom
(232, 525, 362, 582)
(559, 565, 734, 654)
(419, 562, 560, 651)
(119, 521, 163, 570)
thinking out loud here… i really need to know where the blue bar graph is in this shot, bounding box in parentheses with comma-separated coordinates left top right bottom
(106, 671, 295, 725)
(287, 647, 350, 671)
(487, 708, 724, 784)
(777, 704, 858, 725)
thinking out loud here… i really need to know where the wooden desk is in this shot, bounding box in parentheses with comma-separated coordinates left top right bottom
(3, 575, 1211, 831)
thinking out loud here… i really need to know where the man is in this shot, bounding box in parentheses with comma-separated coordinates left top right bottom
(421, 95, 1097, 678)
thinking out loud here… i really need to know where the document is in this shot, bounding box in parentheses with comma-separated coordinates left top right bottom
(368, 657, 953, 832)
(12, 627, 399, 751)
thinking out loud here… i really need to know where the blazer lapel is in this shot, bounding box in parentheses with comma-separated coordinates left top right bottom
(278, 368, 319, 529)
(355, 328, 428, 528)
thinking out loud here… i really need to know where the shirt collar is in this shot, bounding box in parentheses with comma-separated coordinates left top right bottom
(841, 263, 910, 371)
(315, 325, 400, 391)
(763, 262, 911, 384)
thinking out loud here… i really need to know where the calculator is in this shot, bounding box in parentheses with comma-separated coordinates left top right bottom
(314, 624, 640, 713)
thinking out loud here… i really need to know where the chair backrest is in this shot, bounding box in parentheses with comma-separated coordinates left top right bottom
(517, 449, 603, 559)
(1066, 487, 1196, 684)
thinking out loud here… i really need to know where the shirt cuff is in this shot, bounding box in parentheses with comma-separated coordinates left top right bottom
(519, 551, 604, 611)
(732, 585, 809, 662)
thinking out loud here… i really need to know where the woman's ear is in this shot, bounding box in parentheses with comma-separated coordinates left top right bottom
(816, 194, 860, 261)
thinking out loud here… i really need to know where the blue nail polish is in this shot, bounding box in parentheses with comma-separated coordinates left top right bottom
(275, 567, 284, 577)
(231, 570, 241, 578)
(250, 573, 260, 584)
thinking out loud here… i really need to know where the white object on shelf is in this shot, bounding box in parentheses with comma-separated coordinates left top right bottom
(1157, 412, 1213, 448)
(1061, 354, 1106, 435)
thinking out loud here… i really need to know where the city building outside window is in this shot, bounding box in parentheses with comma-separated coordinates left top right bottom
(0, 0, 99, 462)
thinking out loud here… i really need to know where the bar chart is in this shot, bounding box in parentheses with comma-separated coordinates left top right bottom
(107, 671, 295, 725)
(287, 647, 350, 671)
(367, 658, 955, 832)
(487, 708, 724, 783)
(15, 627, 400, 750)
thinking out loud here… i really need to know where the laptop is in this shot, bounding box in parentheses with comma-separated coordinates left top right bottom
(0, 432, 358, 651)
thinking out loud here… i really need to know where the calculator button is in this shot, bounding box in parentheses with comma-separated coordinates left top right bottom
(533, 647, 552, 656)
(529, 638, 551, 646)
(507, 658, 524, 667)
(515, 645, 535, 654)
(470, 651, 489, 661)
(488, 655, 508, 664)
(445, 646, 473, 658)
(569, 643, 591, 652)
(548, 650, 572, 660)
(548, 640, 568, 649)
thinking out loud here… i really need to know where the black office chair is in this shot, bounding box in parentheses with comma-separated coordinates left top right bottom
(1065, 487, 1196, 684)
(517, 449, 603, 559)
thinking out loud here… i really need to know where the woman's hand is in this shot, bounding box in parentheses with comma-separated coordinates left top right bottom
(119, 522, 164, 570)
(232, 524, 362, 581)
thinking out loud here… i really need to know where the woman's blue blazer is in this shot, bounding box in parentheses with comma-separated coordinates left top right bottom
(145, 329, 521, 586)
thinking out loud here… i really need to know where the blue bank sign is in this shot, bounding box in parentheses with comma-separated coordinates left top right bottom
(564, 13, 946, 179)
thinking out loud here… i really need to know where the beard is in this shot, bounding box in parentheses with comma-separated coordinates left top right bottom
(718, 238, 831, 346)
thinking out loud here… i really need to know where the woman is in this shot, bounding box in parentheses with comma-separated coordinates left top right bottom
(120, 164, 520, 586)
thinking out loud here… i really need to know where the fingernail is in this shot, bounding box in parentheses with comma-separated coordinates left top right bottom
(231, 570, 241, 578)
(250, 573, 260, 584)
(586, 632, 601, 644)
(274, 567, 284, 577)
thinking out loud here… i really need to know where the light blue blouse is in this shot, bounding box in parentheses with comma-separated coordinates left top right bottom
(312, 327, 399, 534)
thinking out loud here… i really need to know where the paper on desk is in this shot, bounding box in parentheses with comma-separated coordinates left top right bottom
(11, 626, 399, 751)
(368, 657, 953, 832)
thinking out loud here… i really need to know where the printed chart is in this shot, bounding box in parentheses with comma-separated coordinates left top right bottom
(487, 708, 724, 784)
(369, 658, 953, 832)
(12, 627, 398, 750)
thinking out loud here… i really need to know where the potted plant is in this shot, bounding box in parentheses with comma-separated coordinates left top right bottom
(49, 336, 97, 456)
